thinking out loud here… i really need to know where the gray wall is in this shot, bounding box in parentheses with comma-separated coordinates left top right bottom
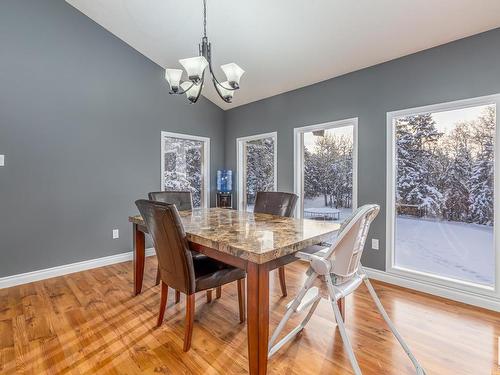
(0, 0, 225, 277)
(1, 0, 499, 277)
(224, 28, 500, 271)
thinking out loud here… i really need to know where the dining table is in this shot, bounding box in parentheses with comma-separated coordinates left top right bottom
(129, 207, 340, 375)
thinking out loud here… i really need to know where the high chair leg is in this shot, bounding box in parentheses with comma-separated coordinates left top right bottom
(268, 272, 318, 357)
(363, 278, 426, 375)
(325, 277, 362, 375)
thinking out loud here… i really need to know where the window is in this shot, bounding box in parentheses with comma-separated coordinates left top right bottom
(161, 131, 210, 208)
(237, 132, 277, 211)
(294, 119, 358, 221)
(387, 95, 499, 294)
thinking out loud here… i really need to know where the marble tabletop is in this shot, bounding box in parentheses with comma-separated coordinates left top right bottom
(129, 208, 340, 264)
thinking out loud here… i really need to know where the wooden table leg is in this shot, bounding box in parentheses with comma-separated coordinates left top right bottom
(133, 223, 145, 296)
(247, 262, 270, 375)
(278, 266, 287, 297)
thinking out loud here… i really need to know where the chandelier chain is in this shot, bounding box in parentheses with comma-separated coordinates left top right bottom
(203, 0, 207, 37)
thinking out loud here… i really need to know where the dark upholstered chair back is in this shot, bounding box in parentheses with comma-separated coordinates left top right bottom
(253, 192, 298, 217)
(148, 191, 193, 211)
(135, 200, 195, 294)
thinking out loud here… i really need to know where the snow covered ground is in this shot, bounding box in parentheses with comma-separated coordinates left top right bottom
(395, 216, 494, 286)
(304, 197, 352, 221)
(251, 198, 493, 285)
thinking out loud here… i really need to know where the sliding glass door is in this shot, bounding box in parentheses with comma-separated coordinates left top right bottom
(237, 132, 277, 211)
(387, 95, 499, 292)
(161, 131, 210, 208)
(294, 119, 357, 221)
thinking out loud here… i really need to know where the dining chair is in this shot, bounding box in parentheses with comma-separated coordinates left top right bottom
(148, 191, 193, 211)
(253, 191, 298, 297)
(136, 199, 246, 352)
(268, 204, 426, 375)
(148, 191, 222, 302)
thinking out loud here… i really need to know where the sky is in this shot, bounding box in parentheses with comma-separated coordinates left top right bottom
(412, 104, 492, 135)
(302, 104, 494, 154)
(303, 125, 353, 153)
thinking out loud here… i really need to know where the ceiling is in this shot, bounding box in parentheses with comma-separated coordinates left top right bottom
(66, 0, 500, 110)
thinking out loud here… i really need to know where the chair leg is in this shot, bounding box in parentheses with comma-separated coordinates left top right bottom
(175, 290, 181, 304)
(157, 282, 168, 327)
(183, 293, 195, 352)
(278, 266, 287, 297)
(155, 266, 161, 286)
(363, 278, 426, 374)
(206, 289, 212, 303)
(216, 286, 222, 299)
(237, 279, 246, 323)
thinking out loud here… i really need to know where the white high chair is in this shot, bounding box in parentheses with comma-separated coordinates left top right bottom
(268, 204, 426, 375)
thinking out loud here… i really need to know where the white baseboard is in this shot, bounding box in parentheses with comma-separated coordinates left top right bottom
(364, 267, 500, 312)
(0, 248, 156, 289)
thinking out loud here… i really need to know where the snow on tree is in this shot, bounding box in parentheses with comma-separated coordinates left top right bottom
(396, 106, 495, 226)
(245, 137, 275, 204)
(469, 106, 495, 225)
(442, 123, 472, 222)
(186, 147, 203, 207)
(303, 133, 353, 209)
(163, 137, 204, 207)
(396, 113, 443, 217)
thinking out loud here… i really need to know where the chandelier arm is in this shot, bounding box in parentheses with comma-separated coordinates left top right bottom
(211, 77, 231, 103)
(208, 61, 238, 91)
(168, 81, 196, 95)
(191, 72, 205, 103)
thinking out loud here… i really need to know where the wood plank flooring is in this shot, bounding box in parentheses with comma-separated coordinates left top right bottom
(1, 257, 500, 374)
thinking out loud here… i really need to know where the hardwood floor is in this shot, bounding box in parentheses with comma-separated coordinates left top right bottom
(1, 257, 500, 374)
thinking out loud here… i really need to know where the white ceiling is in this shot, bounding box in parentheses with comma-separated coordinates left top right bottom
(66, 0, 500, 110)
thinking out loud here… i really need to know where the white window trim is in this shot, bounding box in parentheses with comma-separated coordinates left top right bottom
(160, 131, 211, 209)
(293, 118, 358, 218)
(386, 94, 500, 301)
(236, 132, 278, 211)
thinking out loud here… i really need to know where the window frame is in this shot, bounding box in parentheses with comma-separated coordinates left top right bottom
(386, 94, 500, 298)
(236, 132, 278, 211)
(160, 131, 211, 209)
(293, 118, 358, 218)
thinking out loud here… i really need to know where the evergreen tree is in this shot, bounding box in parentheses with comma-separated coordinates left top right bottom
(396, 114, 443, 217)
(246, 138, 275, 204)
(443, 123, 472, 221)
(469, 106, 495, 225)
(304, 149, 321, 199)
(303, 133, 353, 208)
(186, 146, 202, 207)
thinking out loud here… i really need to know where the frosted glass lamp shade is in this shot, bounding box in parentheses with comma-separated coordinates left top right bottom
(181, 81, 202, 103)
(165, 69, 183, 93)
(221, 63, 245, 89)
(217, 81, 234, 102)
(179, 56, 208, 83)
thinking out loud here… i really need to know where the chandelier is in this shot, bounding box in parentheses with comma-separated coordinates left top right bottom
(164, 0, 245, 104)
